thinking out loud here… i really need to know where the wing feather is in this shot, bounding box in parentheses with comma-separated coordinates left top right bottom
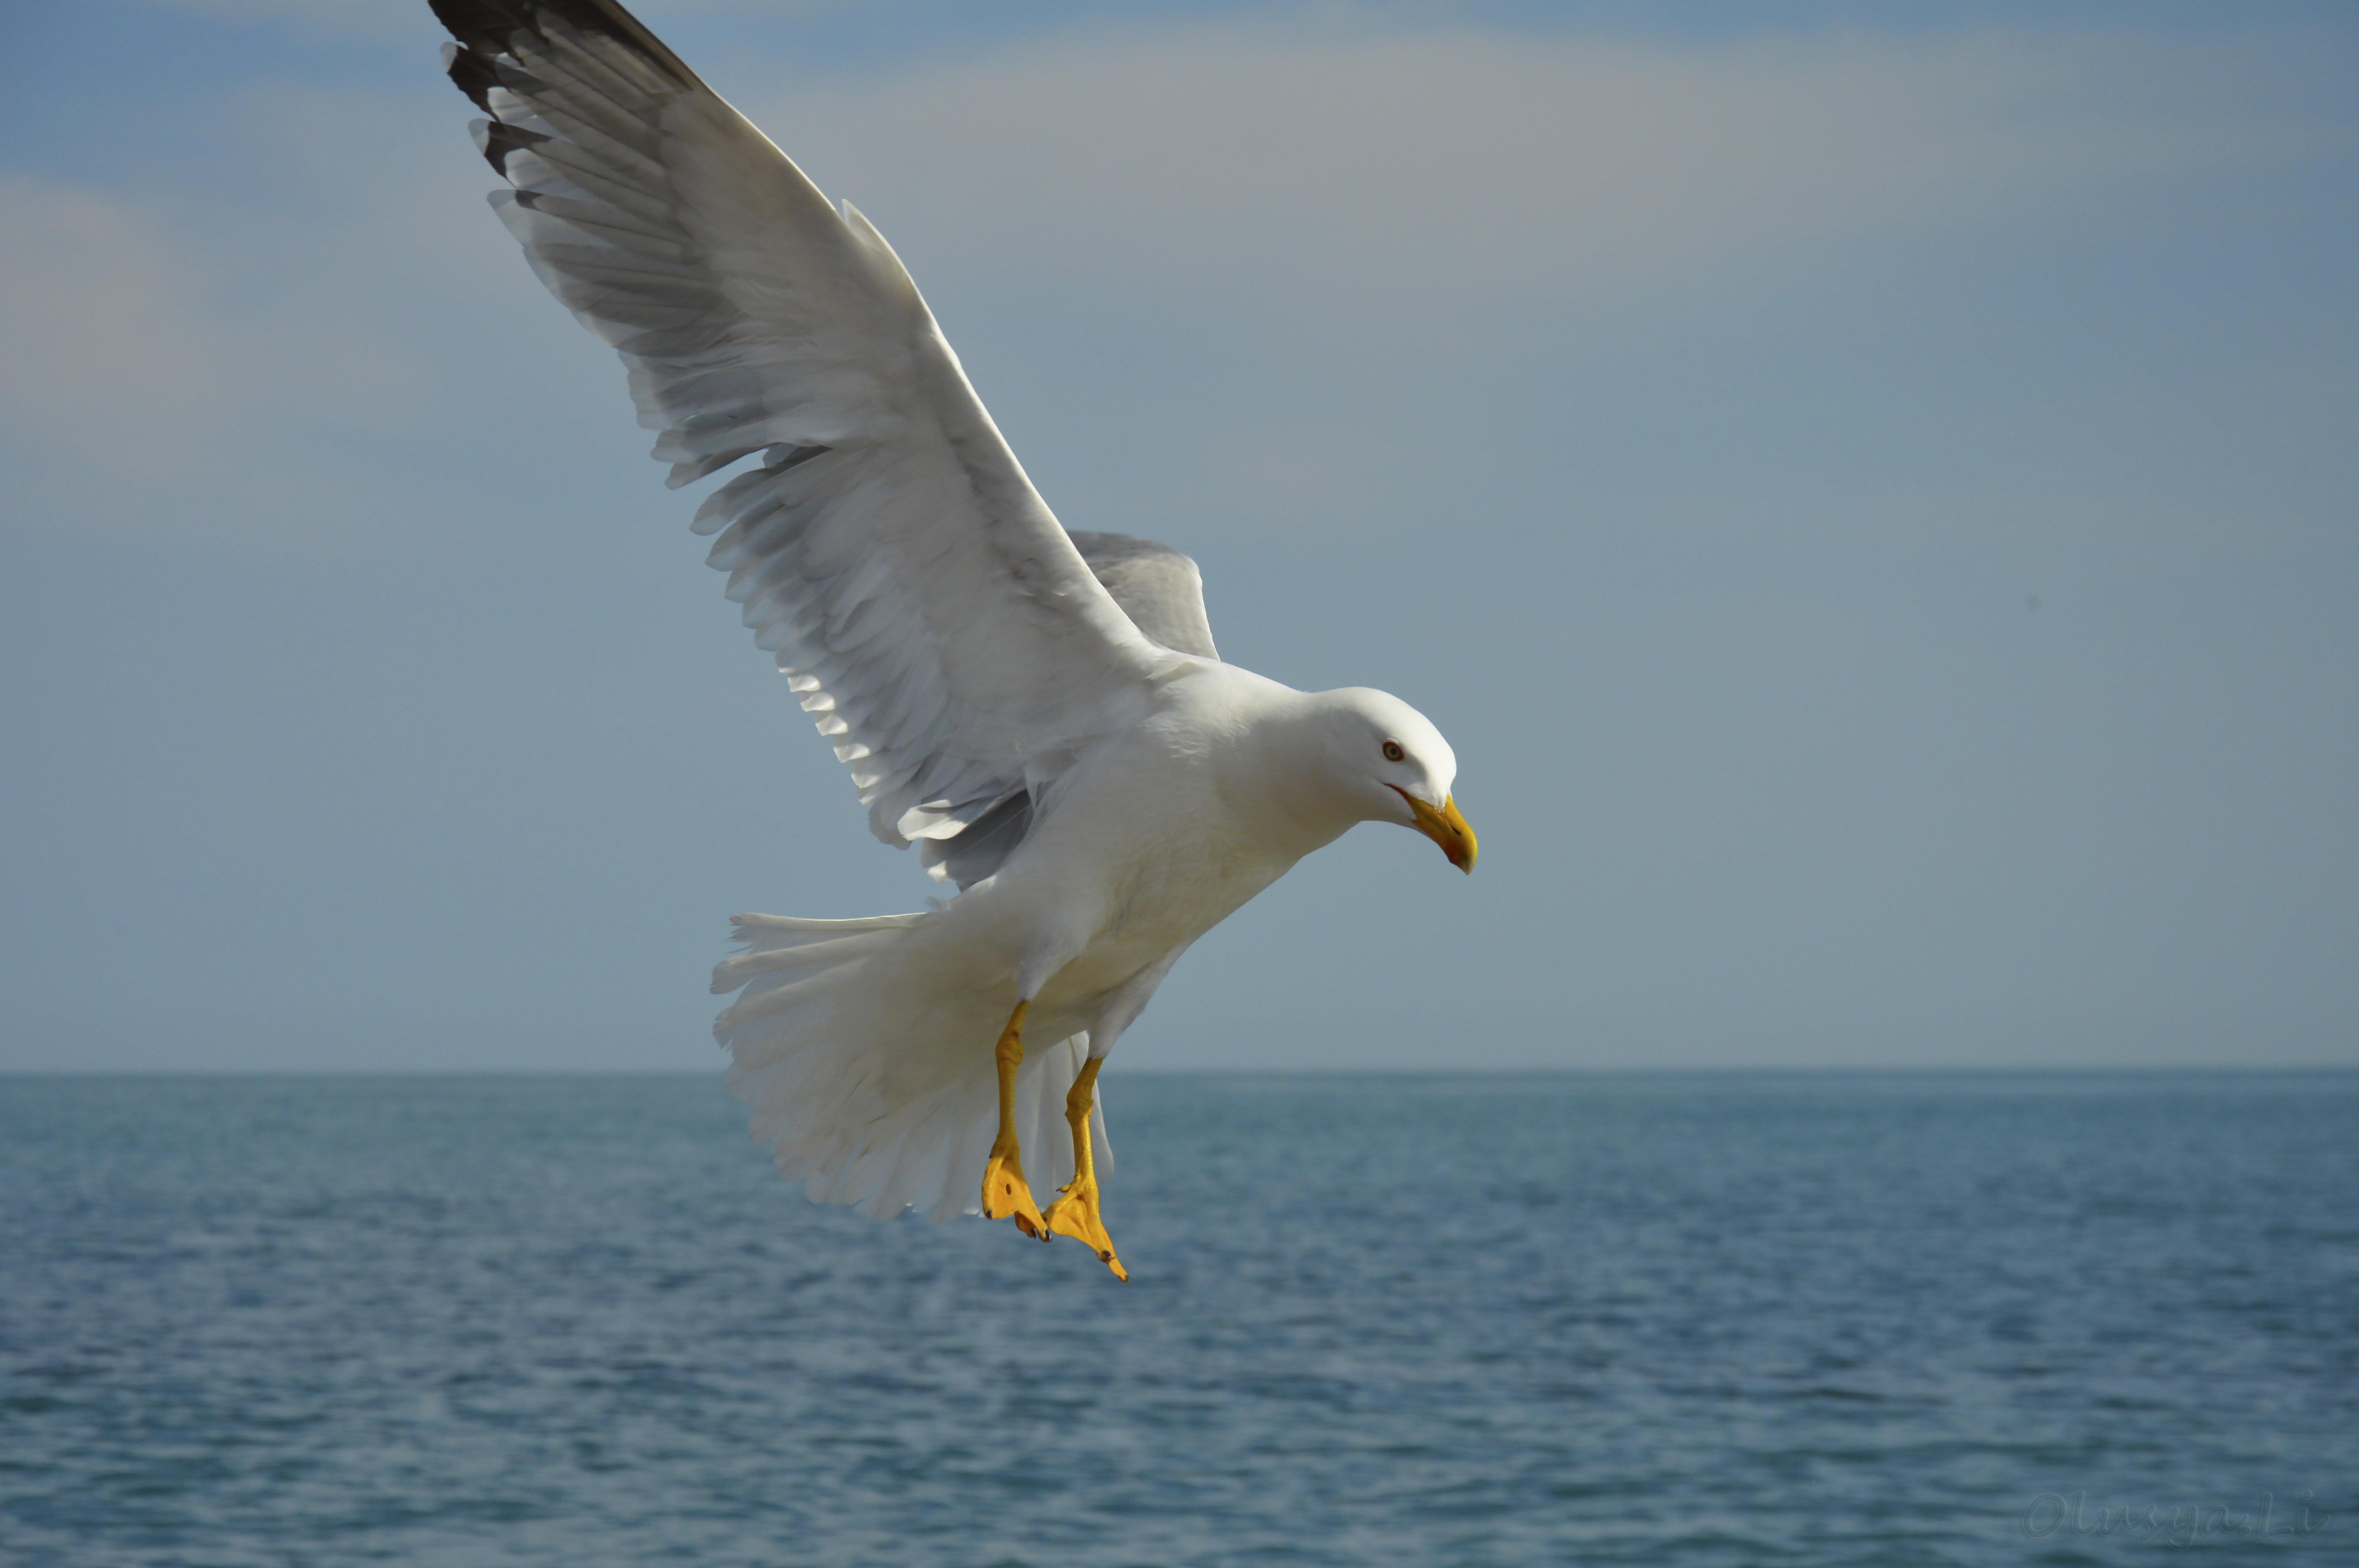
(431, 0, 1170, 858)
(1069, 533, 1220, 661)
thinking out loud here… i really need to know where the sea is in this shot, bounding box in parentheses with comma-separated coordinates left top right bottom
(1, 1071, 2352, 1566)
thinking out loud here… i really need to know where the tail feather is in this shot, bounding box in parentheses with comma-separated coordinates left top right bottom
(714, 910, 1108, 1223)
(709, 930, 912, 990)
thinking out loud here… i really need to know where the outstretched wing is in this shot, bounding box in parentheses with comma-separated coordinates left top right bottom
(1069, 533, 1218, 662)
(430, 0, 1169, 854)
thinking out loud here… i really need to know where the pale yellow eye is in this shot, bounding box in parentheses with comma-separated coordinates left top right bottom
(1381, 740, 1405, 762)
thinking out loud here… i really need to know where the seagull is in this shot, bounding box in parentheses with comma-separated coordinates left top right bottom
(428, 0, 1477, 1278)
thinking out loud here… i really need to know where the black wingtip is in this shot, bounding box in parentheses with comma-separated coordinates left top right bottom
(428, 0, 532, 56)
(427, 0, 705, 92)
(541, 0, 705, 89)
(442, 42, 500, 113)
(473, 117, 551, 177)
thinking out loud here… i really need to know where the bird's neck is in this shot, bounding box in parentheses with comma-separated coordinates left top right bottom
(1222, 685, 1369, 861)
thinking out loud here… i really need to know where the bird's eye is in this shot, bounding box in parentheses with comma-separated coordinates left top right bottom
(1381, 740, 1405, 762)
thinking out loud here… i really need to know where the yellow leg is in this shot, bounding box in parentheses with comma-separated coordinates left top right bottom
(978, 1001, 1047, 1240)
(1042, 1057, 1128, 1280)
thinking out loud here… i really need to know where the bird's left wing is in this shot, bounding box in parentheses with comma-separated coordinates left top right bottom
(430, 0, 1169, 853)
(1069, 533, 1219, 662)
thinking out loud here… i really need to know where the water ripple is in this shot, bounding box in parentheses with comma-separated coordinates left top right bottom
(2, 1071, 2353, 1566)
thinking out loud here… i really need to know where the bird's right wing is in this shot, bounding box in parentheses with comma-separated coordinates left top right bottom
(431, 0, 1170, 851)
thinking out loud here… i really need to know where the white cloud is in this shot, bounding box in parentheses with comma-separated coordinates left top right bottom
(2, 14, 2342, 552)
(701, 21, 2346, 552)
(0, 87, 579, 550)
(0, 174, 240, 481)
(115, 9, 2347, 323)
(134, 0, 856, 41)
(743, 24, 2336, 306)
(0, 164, 435, 549)
(135, 0, 418, 40)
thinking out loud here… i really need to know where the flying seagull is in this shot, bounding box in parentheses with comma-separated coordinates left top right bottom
(428, 0, 1477, 1278)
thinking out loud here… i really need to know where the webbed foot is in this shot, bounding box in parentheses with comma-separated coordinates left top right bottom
(1044, 1173, 1127, 1280)
(981, 1137, 1048, 1240)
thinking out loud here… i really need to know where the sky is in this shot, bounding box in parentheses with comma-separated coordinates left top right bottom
(2, 0, 2354, 1074)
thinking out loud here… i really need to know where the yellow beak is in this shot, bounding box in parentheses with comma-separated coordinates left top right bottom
(1404, 793, 1478, 874)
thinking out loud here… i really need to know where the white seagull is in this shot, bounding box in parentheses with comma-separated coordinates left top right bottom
(430, 0, 1477, 1277)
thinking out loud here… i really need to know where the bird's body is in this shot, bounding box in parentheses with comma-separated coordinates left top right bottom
(428, 0, 1475, 1272)
(715, 664, 1437, 1229)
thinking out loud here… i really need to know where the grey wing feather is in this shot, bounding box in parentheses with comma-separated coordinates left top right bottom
(1069, 533, 1219, 662)
(430, 0, 1174, 870)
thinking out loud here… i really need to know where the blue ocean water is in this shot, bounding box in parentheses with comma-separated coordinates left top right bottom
(1, 1071, 2352, 1566)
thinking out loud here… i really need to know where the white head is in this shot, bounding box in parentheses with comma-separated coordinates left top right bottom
(1297, 687, 1477, 873)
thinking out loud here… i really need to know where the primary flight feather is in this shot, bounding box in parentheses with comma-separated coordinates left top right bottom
(428, 0, 1477, 1277)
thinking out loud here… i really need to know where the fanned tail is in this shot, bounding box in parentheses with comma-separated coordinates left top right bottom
(713, 912, 1105, 1222)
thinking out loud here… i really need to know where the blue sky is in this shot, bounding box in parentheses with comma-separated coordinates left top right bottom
(3, 1, 2354, 1073)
